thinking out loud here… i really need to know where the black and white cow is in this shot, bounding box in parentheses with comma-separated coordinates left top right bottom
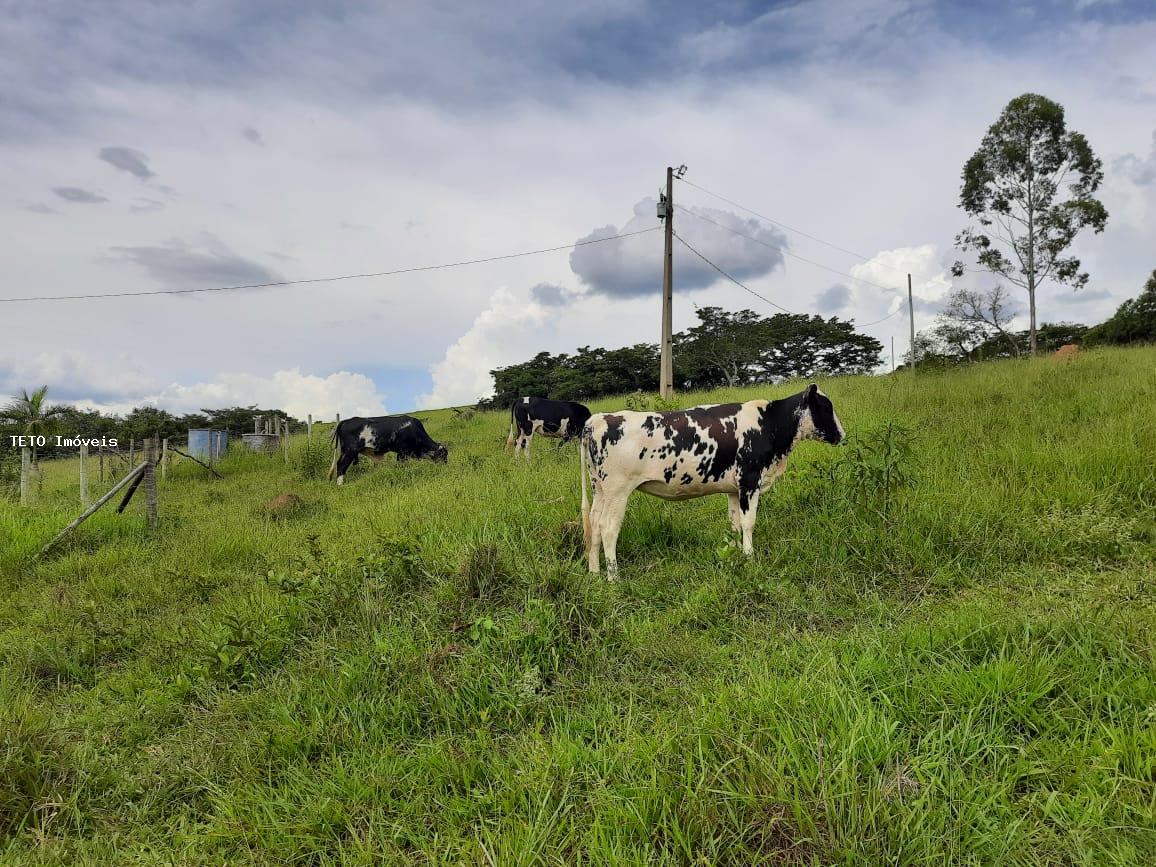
(506, 397, 592, 459)
(580, 385, 844, 576)
(329, 415, 448, 485)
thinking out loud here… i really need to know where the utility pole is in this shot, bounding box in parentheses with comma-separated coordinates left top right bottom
(907, 273, 917, 371)
(658, 164, 685, 400)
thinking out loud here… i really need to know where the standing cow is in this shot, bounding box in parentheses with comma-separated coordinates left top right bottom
(329, 415, 448, 485)
(506, 397, 592, 459)
(580, 385, 844, 576)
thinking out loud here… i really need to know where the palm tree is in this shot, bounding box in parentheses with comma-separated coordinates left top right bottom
(1, 385, 67, 466)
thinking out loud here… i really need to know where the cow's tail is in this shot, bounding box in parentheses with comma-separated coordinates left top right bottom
(505, 402, 517, 451)
(580, 426, 591, 554)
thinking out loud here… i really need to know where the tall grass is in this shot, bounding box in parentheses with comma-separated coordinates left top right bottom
(0, 347, 1153, 864)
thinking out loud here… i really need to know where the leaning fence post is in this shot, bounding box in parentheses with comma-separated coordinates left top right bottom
(80, 443, 90, 508)
(20, 446, 31, 506)
(143, 437, 158, 529)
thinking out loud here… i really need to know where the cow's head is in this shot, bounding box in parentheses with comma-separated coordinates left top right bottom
(428, 442, 449, 463)
(803, 384, 844, 445)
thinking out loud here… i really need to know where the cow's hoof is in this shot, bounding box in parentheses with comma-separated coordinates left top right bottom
(336, 477, 344, 487)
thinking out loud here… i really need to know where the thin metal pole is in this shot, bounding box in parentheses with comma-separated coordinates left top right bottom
(660, 165, 674, 400)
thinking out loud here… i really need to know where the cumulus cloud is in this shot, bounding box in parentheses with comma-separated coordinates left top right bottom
(0, 351, 157, 407)
(1, 354, 387, 419)
(98, 146, 155, 180)
(529, 282, 580, 306)
(132, 369, 387, 419)
(569, 199, 787, 298)
(815, 283, 851, 313)
(52, 186, 108, 203)
(417, 288, 551, 408)
(108, 235, 280, 289)
(1114, 130, 1156, 186)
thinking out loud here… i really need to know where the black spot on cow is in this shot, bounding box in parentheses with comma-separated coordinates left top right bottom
(680, 473, 693, 485)
(601, 414, 626, 449)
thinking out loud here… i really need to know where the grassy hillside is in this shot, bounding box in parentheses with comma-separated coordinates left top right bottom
(2, 347, 1154, 865)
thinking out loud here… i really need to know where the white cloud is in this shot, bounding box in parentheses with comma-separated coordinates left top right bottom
(122, 369, 387, 419)
(1, 355, 386, 420)
(417, 288, 550, 408)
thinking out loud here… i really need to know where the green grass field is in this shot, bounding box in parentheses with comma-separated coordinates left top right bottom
(2, 347, 1154, 865)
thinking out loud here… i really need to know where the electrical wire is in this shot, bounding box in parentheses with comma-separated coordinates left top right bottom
(672, 229, 793, 313)
(0, 226, 662, 303)
(673, 204, 900, 294)
(674, 229, 908, 329)
(677, 176, 985, 281)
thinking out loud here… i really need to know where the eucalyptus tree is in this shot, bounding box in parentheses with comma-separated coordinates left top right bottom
(953, 94, 1108, 353)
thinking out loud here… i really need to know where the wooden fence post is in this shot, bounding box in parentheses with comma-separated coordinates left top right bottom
(80, 444, 90, 508)
(129, 439, 135, 467)
(19, 446, 31, 506)
(282, 419, 290, 464)
(307, 414, 313, 440)
(143, 437, 158, 529)
(99, 444, 105, 483)
(161, 438, 169, 481)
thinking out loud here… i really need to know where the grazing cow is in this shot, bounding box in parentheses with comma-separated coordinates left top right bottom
(329, 415, 448, 485)
(506, 397, 592, 459)
(580, 385, 844, 576)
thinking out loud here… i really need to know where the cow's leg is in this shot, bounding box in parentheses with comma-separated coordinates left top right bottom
(596, 487, 633, 581)
(335, 450, 359, 486)
(586, 490, 604, 574)
(727, 493, 742, 533)
(520, 433, 532, 460)
(738, 488, 761, 555)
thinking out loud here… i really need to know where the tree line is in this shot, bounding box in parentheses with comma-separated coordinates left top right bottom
(0, 393, 301, 464)
(913, 269, 1156, 366)
(480, 307, 883, 409)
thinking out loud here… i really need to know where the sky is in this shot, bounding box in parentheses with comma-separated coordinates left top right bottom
(2, 0, 1154, 418)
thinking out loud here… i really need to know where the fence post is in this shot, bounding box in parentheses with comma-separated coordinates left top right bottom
(282, 419, 290, 464)
(307, 414, 313, 441)
(129, 439, 135, 467)
(143, 438, 158, 529)
(20, 446, 31, 506)
(161, 438, 169, 480)
(80, 443, 90, 507)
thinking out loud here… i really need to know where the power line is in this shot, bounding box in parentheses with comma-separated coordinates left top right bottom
(677, 177, 880, 263)
(674, 228, 907, 329)
(672, 229, 792, 313)
(674, 204, 900, 295)
(677, 176, 983, 283)
(0, 226, 662, 303)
